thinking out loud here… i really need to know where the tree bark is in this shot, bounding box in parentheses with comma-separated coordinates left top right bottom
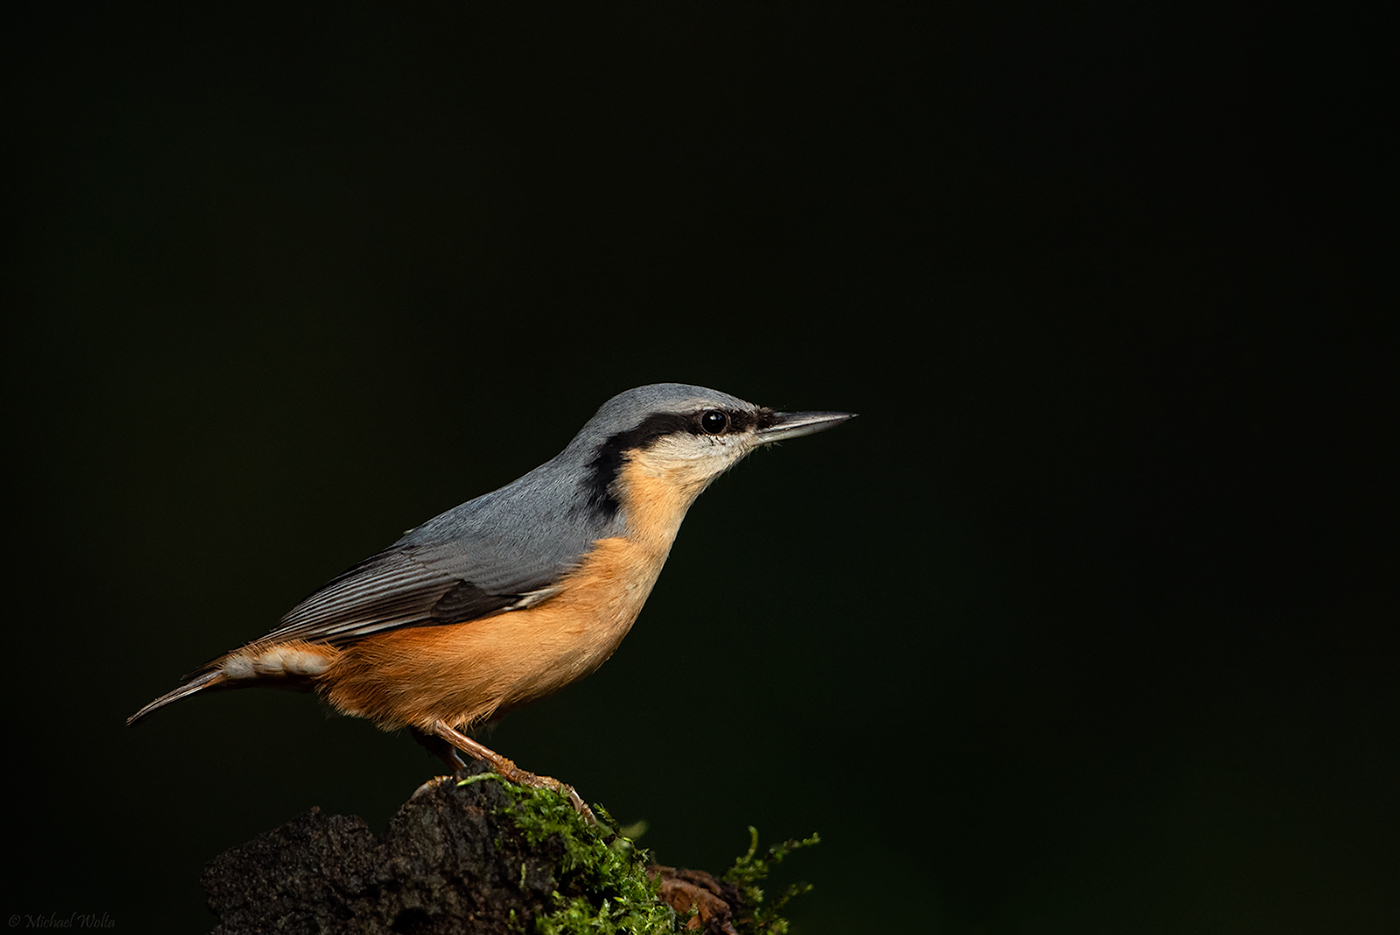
(203, 760, 747, 934)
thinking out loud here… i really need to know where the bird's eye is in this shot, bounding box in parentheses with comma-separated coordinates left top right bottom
(699, 410, 729, 435)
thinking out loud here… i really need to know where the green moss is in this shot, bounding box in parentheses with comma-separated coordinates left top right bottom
(721, 826, 821, 935)
(460, 774, 818, 935)
(460, 773, 674, 934)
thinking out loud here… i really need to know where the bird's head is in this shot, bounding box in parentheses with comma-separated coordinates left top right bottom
(571, 383, 854, 521)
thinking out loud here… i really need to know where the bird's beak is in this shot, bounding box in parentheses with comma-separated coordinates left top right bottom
(756, 410, 857, 444)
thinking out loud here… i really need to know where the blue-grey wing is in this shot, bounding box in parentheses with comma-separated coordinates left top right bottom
(260, 538, 568, 647)
(259, 437, 622, 647)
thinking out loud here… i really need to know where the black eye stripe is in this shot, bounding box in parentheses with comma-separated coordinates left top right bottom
(583, 406, 778, 517)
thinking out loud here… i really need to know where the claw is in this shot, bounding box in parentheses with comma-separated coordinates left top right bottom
(411, 774, 456, 800)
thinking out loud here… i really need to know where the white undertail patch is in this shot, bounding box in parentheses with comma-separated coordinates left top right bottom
(223, 648, 329, 679)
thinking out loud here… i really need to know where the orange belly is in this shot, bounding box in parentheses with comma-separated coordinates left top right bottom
(318, 534, 669, 730)
(315, 453, 708, 730)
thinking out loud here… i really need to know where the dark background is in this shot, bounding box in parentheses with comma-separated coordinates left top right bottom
(5, 5, 1392, 933)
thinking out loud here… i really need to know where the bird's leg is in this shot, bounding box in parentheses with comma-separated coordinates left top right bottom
(430, 721, 597, 826)
(410, 725, 468, 771)
(408, 726, 470, 799)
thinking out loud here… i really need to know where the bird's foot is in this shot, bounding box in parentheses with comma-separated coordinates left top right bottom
(494, 760, 597, 826)
(430, 721, 597, 825)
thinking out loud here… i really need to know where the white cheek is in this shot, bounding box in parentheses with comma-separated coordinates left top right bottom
(638, 434, 753, 482)
(682, 434, 747, 462)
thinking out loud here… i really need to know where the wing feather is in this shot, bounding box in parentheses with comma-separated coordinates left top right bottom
(253, 443, 625, 648)
(261, 540, 568, 647)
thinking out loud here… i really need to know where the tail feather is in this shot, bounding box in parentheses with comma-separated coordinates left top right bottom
(126, 667, 228, 726)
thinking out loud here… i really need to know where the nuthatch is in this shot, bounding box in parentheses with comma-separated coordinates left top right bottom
(129, 383, 852, 821)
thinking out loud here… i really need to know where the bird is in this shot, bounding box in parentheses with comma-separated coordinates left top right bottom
(128, 383, 853, 822)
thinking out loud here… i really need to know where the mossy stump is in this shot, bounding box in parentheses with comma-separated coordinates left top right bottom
(203, 760, 812, 934)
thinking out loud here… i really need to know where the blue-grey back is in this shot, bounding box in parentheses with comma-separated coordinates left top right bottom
(259, 384, 757, 645)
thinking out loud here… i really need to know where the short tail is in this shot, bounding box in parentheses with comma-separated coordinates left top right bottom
(126, 667, 227, 726)
(126, 641, 338, 726)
